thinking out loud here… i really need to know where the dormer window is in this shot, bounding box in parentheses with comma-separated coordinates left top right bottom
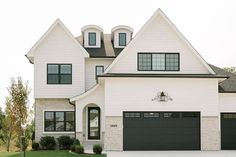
(111, 25, 133, 48)
(81, 25, 103, 48)
(89, 32, 96, 46)
(119, 33, 126, 46)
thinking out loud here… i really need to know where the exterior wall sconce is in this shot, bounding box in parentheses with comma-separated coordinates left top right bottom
(152, 91, 173, 102)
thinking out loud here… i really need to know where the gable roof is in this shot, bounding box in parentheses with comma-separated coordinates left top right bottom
(104, 8, 215, 74)
(209, 64, 236, 93)
(26, 19, 89, 63)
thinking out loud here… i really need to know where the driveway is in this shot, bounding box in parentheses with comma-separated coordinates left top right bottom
(106, 151, 236, 157)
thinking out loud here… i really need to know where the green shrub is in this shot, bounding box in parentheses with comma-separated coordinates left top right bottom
(32, 142, 40, 151)
(75, 145, 84, 154)
(93, 144, 103, 154)
(70, 144, 76, 152)
(57, 136, 74, 150)
(39, 136, 56, 150)
(72, 138, 80, 145)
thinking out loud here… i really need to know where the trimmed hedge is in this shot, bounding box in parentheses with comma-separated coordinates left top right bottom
(75, 145, 84, 154)
(93, 144, 103, 154)
(39, 136, 56, 150)
(57, 136, 74, 150)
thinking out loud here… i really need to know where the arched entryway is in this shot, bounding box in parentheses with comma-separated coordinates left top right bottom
(83, 104, 101, 140)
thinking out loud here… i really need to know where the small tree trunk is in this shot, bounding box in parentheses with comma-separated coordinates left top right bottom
(6, 133, 11, 152)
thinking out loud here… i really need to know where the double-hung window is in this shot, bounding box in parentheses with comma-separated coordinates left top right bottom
(88, 32, 96, 46)
(95, 66, 104, 78)
(138, 53, 179, 71)
(44, 111, 75, 132)
(47, 64, 72, 84)
(119, 33, 126, 46)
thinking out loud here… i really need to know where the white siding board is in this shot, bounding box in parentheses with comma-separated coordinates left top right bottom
(109, 14, 210, 74)
(34, 24, 85, 98)
(105, 78, 219, 116)
(85, 58, 113, 90)
(219, 93, 236, 112)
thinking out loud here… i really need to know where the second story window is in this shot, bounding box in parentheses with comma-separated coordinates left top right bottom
(47, 64, 72, 84)
(138, 53, 179, 71)
(95, 66, 104, 78)
(119, 33, 126, 46)
(88, 32, 96, 46)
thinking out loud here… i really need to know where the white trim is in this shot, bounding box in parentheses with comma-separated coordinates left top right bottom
(70, 84, 99, 102)
(26, 19, 89, 63)
(81, 25, 103, 32)
(105, 8, 215, 74)
(42, 132, 74, 134)
(111, 25, 133, 33)
(43, 109, 75, 133)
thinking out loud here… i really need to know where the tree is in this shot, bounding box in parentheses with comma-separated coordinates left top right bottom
(0, 98, 16, 151)
(0, 107, 4, 130)
(1, 77, 31, 151)
(223, 67, 236, 74)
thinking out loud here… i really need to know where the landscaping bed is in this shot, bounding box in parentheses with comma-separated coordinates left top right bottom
(0, 150, 106, 157)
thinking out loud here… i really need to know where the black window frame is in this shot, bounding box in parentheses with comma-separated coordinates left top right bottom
(88, 107, 101, 140)
(119, 33, 126, 46)
(137, 53, 180, 71)
(95, 66, 104, 79)
(44, 111, 75, 132)
(47, 64, 72, 85)
(88, 32, 96, 46)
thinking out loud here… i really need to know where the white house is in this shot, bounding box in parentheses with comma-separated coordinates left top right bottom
(26, 9, 236, 151)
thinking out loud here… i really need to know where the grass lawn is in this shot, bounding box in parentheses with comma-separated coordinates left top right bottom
(0, 150, 106, 157)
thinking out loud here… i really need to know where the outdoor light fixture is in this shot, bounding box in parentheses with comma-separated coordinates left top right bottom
(152, 91, 173, 102)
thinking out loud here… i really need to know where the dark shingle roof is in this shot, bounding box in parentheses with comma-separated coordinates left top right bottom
(209, 64, 236, 93)
(76, 34, 123, 58)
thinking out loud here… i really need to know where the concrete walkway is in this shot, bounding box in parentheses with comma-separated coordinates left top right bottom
(106, 151, 236, 157)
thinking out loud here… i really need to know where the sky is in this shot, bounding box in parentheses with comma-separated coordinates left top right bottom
(0, 0, 236, 109)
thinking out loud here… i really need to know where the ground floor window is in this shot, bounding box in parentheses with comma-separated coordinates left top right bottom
(44, 111, 75, 132)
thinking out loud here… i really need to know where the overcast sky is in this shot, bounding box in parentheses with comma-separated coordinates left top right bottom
(0, 0, 236, 109)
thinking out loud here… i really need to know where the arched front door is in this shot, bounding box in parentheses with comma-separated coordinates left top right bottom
(88, 107, 100, 140)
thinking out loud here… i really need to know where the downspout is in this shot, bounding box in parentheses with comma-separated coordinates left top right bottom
(68, 99, 76, 139)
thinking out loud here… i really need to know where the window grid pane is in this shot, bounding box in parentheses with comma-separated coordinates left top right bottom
(119, 33, 126, 46)
(48, 65, 59, 74)
(144, 112, 160, 118)
(60, 65, 72, 74)
(152, 54, 165, 70)
(60, 75, 72, 84)
(138, 54, 151, 70)
(47, 75, 59, 84)
(96, 66, 104, 76)
(166, 54, 179, 71)
(89, 32, 96, 46)
(55, 112, 64, 121)
(124, 112, 141, 118)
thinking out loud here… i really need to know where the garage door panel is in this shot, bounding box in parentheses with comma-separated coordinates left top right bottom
(221, 113, 236, 150)
(123, 112, 200, 150)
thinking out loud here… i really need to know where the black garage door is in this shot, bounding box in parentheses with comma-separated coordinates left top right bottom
(123, 112, 200, 150)
(221, 113, 236, 150)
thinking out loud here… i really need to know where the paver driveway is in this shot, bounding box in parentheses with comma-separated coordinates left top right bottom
(106, 151, 236, 157)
